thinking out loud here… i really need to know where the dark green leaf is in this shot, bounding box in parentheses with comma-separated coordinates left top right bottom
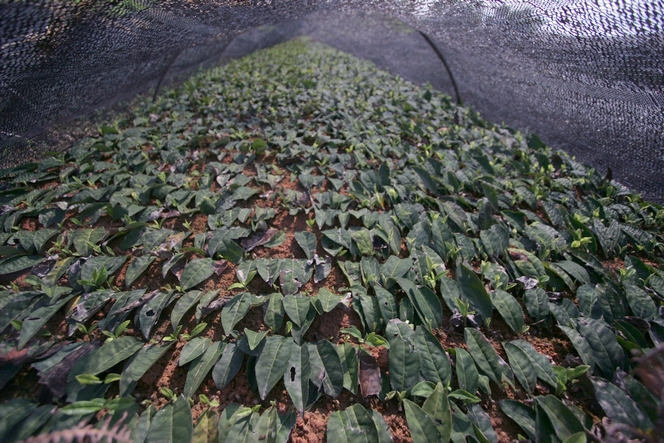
(181, 258, 215, 291)
(457, 263, 492, 324)
(212, 343, 244, 390)
(146, 396, 192, 443)
(255, 336, 293, 400)
(184, 341, 225, 398)
(591, 377, 652, 430)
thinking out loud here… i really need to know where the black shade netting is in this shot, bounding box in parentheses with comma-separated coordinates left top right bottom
(1, 0, 662, 201)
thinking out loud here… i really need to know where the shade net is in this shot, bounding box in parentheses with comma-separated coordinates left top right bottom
(1, 0, 662, 201)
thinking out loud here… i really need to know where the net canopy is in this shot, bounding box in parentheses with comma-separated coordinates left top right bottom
(1, 0, 662, 201)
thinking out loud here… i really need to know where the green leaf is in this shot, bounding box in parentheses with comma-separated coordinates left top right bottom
(179, 337, 211, 366)
(193, 409, 219, 443)
(212, 343, 244, 390)
(284, 343, 310, 415)
(171, 290, 205, 330)
(75, 374, 102, 385)
(263, 293, 284, 331)
(146, 396, 193, 443)
(294, 231, 316, 260)
(457, 263, 492, 325)
(524, 287, 549, 322)
(380, 255, 411, 289)
(264, 230, 286, 248)
(181, 258, 215, 291)
(282, 294, 311, 327)
(61, 399, 106, 415)
(467, 404, 498, 443)
(507, 339, 558, 388)
(415, 326, 452, 386)
(332, 342, 356, 395)
(558, 324, 595, 371)
(397, 278, 443, 329)
(464, 328, 511, 386)
(624, 281, 657, 320)
(309, 340, 344, 398)
(403, 399, 441, 443)
(563, 432, 587, 443)
(375, 286, 399, 324)
(534, 395, 584, 441)
(455, 347, 479, 394)
(120, 342, 174, 396)
(591, 377, 653, 430)
(255, 336, 294, 400)
(184, 341, 225, 398)
(18, 293, 75, 349)
(327, 404, 380, 443)
(386, 319, 420, 392)
(70, 228, 107, 256)
(491, 290, 524, 334)
(313, 288, 343, 314)
(577, 318, 624, 378)
(0, 255, 44, 275)
(221, 292, 252, 335)
(422, 383, 452, 443)
(125, 255, 156, 288)
(503, 342, 537, 393)
(68, 336, 143, 400)
(499, 400, 536, 440)
(0, 399, 37, 441)
(244, 328, 269, 350)
(370, 410, 394, 443)
(138, 290, 175, 340)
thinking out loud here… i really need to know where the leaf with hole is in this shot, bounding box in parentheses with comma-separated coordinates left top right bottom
(255, 336, 294, 400)
(284, 343, 310, 416)
(138, 290, 175, 340)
